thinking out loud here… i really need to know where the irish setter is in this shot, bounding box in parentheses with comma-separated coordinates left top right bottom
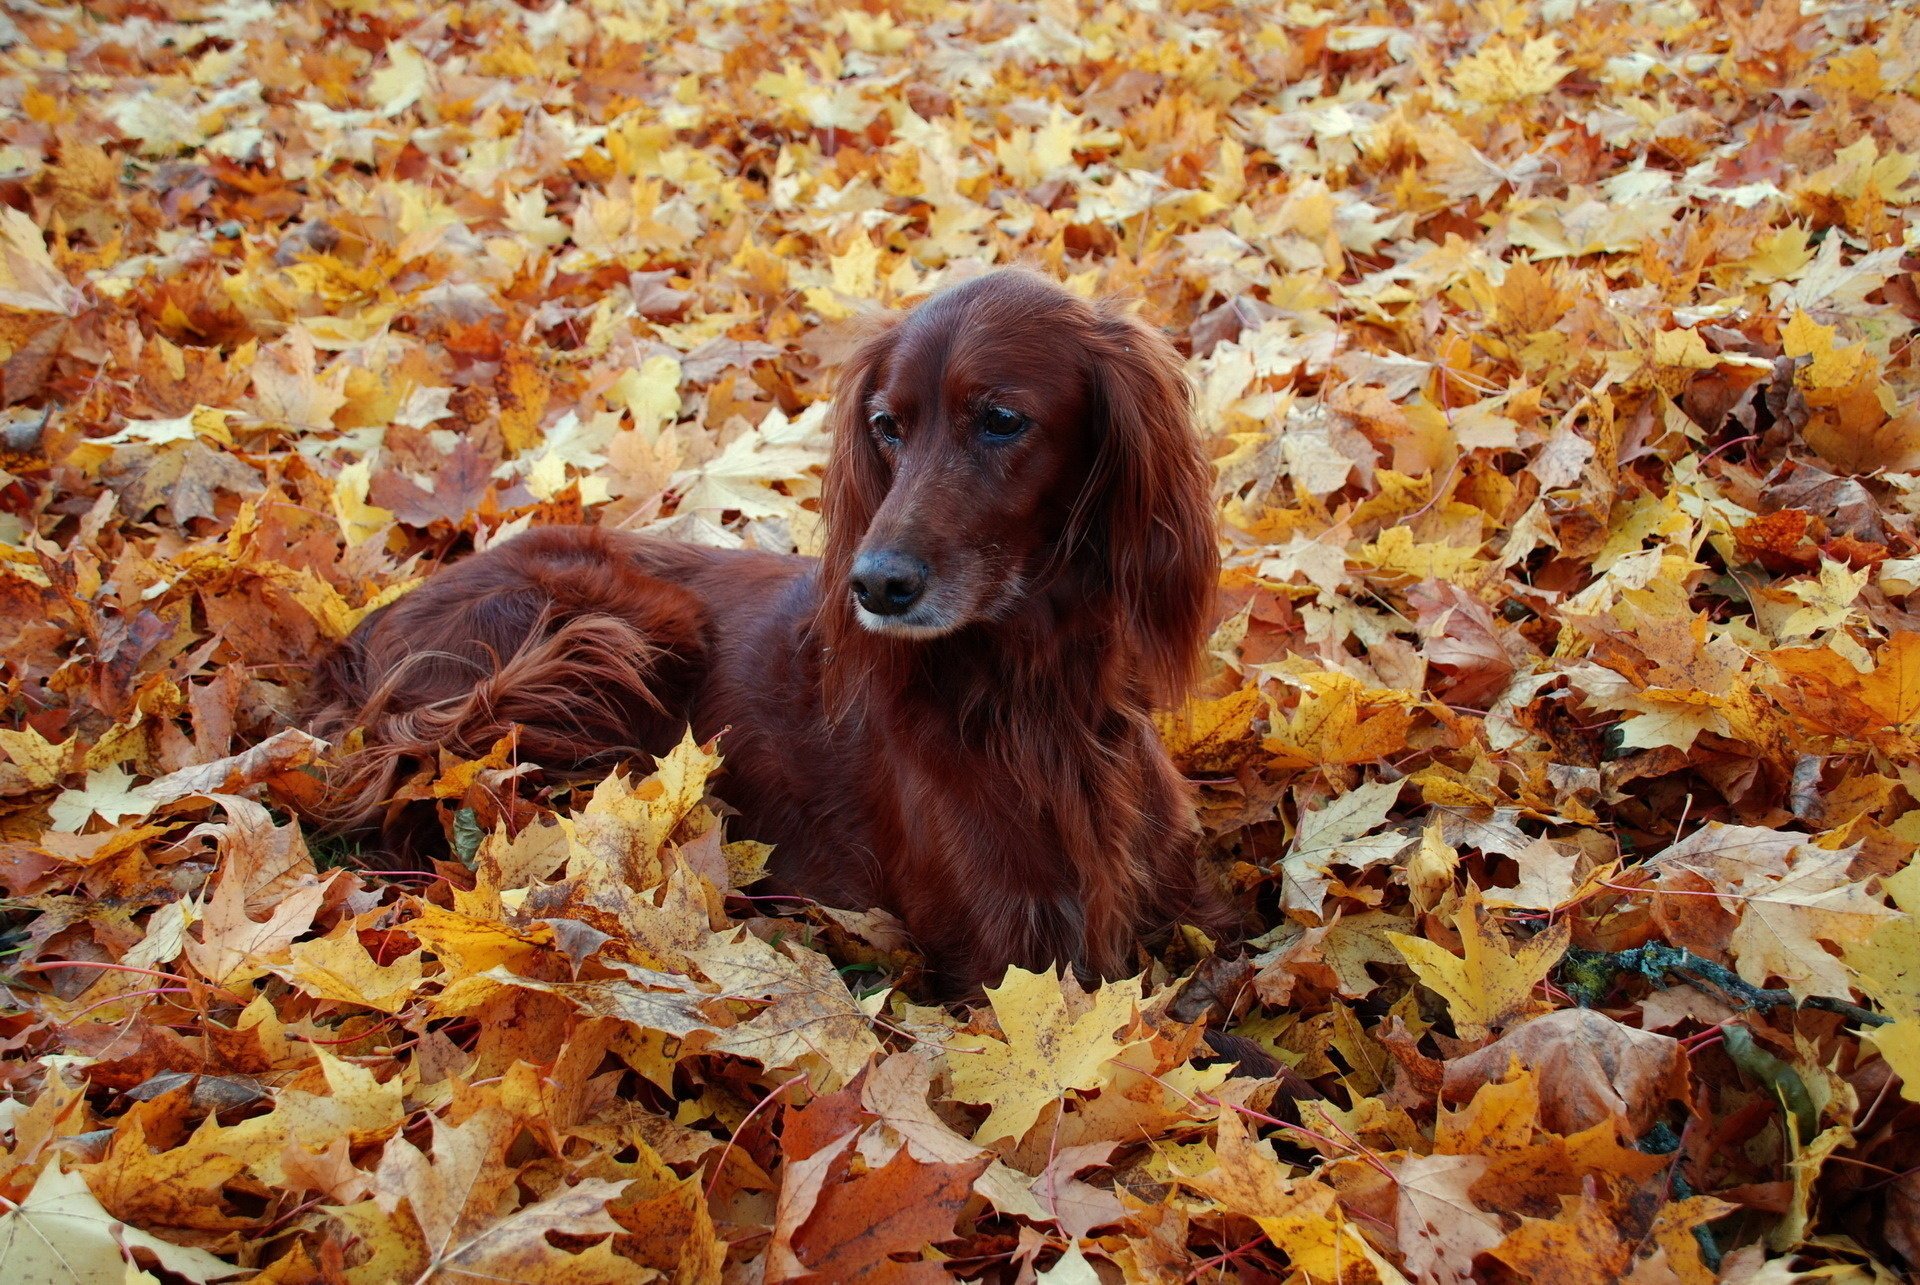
(310, 268, 1237, 994)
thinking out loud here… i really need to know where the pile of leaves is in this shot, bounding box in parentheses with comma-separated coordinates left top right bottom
(2, 0, 1918, 1280)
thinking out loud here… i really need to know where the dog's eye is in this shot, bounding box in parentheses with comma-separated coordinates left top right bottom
(981, 405, 1029, 440)
(869, 411, 900, 444)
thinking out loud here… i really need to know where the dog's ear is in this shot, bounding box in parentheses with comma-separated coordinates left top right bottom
(818, 320, 898, 625)
(1086, 303, 1218, 704)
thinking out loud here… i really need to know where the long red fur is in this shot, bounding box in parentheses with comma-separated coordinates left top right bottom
(308, 269, 1237, 995)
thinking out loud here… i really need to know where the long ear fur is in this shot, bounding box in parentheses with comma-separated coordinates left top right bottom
(815, 321, 898, 659)
(1085, 303, 1218, 705)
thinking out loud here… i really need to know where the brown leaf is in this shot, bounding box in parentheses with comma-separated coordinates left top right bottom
(786, 1147, 988, 1283)
(368, 437, 502, 529)
(1441, 1008, 1689, 1135)
(102, 440, 262, 523)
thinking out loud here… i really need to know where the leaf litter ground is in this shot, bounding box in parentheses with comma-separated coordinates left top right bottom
(2, 1, 1919, 1282)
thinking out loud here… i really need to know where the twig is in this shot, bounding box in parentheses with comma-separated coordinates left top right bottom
(705, 1073, 809, 1200)
(1562, 943, 1890, 1027)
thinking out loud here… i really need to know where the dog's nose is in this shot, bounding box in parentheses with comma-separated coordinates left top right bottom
(849, 551, 929, 616)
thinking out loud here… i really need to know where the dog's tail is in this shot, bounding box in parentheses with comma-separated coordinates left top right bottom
(310, 615, 663, 837)
(303, 535, 707, 864)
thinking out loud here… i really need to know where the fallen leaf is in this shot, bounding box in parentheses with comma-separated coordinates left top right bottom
(1389, 883, 1569, 1040)
(0, 1162, 238, 1284)
(946, 967, 1141, 1144)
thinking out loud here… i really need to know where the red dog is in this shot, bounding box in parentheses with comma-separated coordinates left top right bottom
(311, 269, 1236, 994)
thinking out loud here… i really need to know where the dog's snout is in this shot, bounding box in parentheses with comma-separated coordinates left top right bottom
(849, 550, 929, 616)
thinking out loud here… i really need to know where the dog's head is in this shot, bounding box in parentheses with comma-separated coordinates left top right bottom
(819, 268, 1217, 698)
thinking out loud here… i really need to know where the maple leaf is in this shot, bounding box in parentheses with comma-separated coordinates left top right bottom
(1776, 558, 1869, 639)
(1450, 36, 1569, 104)
(0, 724, 69, 790)
(368, 41, 432, 116)
(215, 1051, 407, 1188)
(669, 402, 830, 521)
(448, 965, 713, 1046)
(370, 1108, 640, 1285)
(144, 728, 329, 809)
(1257, 910, 1413, 1001)
(1441, 1008, 1689, 1135)
(0, 1163, 239, 1285)
(568, 730, 723, 892)
(77, 1112, 251, 1237)
(1156, 682, 1265, 775)
(1768, 631, 1920, 752)
(100, 439, 262, 524)
(1390, 1152, 1506, 1285)
(1259, 531, 1350, 596)
(1264, 670, 1415, 769)
(1648, 824, 1896, 1000)
(1388, 883, 1569, 1040)
(369, 437, 501, 529)
(47, 763, 152, 833)
(1723, 845, 1896, 1001)
(946, 967, 1142, 1144)
(178, 796, 329, 987)
(784, 1147, 988, 1283)
(690, 926, 883, 1089)
(1278, 779, 1411, 915)
(1845, 859, 1920, 1101)
(1182, 1109, 1351, 1278)
(250, 328, 349, 431)
(332, 456, 397, 547)
(608, 355, 684, 435)
(275, 923, 424, 1013)
(1487, 1189, 1632, 1284)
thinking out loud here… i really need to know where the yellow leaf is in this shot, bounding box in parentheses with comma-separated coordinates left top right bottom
(1265, 671, 1415, 769)
(1652, 327, 1720, 371)
(1450, 36, 1568, 105)
(690, 926, 882, 1088)
(1278, 779, 1410, 916)
(404, 904, 557, 981)
(829, 234, 881, 298)
(1355, 524, 1485, 581)
(1182, 1110, 1351, 1277)
(250, 328, 348, 432)
(278, 925, 424, 1013)
(0, 1162, 236, 1285)
(98, 405, 235, 447)
(947, 967, 1142, 1144)
(1408, 821, 1458, 914)
(1388, 883, 1569, 1040)
(1723, 842, 1895, 1002)
(369, 1108, 636, 1285)
(1781, 309, 1870, 390)
(368, 41, 430, 116)
(569, 729, 722, 892)
(1744, 225, 1815, 285)
(607, 354, 683, 436)
(331, 457, 394, 548)
(48, 764, 154, 833)
(1778, 558, 1868, 639)
(0, 725, 70, 789)
(1844, 860, 1920, 1100)
(1156, 686, 1265, 773)
(219, 1051, 407, 1187)
(842, 10, 913, 54)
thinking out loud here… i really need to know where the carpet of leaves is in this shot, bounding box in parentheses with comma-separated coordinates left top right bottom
(2, 0, 1919, 1281)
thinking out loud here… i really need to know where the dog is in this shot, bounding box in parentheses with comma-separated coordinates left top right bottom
(309, 268, 1237, 994)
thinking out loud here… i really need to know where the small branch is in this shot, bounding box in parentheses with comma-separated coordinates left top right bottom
(1562, 944, 1890, 1028)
